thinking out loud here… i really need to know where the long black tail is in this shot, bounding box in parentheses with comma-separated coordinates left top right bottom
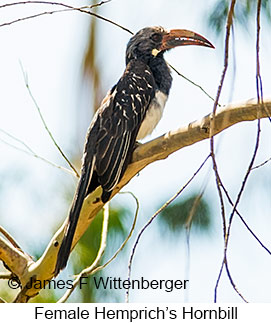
(55, 159, 94, 275)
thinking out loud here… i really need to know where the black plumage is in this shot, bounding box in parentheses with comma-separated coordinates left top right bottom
(55, 26, 214, 274)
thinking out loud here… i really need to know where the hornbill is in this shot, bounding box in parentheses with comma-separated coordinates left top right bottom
(55, 26, 214, 274)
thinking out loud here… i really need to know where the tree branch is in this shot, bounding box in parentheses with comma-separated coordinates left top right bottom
(0, 236, 32, 278)
(132, 99, 271, 165)
(0, 98, 270, 302)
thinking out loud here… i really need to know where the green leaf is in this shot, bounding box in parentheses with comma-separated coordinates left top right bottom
(158, 194, 211, 235)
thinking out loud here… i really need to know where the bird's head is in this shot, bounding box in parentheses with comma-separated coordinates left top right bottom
(126, 26, 214, 64)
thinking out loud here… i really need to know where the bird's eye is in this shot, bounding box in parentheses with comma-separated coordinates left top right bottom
(151, 33, 162, 42)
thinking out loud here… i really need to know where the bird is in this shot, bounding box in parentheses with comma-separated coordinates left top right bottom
(55, 26, 214, 274)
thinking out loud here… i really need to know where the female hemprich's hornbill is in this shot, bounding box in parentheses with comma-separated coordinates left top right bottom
(55, 26, 214, 274)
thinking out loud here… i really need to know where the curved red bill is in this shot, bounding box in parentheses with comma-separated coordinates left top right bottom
(161, 29, 214, 50)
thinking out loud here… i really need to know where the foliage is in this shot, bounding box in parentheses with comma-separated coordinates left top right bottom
(208, 0, 271, 34)
(158, 194, 211, 235)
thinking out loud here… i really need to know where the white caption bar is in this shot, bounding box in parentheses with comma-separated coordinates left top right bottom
(2, 303, 271, 322)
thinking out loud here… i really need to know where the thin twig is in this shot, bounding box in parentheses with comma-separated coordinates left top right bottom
(252, 156, 271, 170)
(220, 184, 271, 255)
(224, 261, 248, 302)
(0, 131, 76, 176)
(223, 0, 263, 297)
(168, 63, 220, 106)
(0, 128, 35, 154)
(125, 154, 211, 303)
(19, 63, 79, 178)
(215, 0, 264, 303)
(0, 1, 133, 34)
(228, 25, 236, 104)
(212, 0, 237, 302)
(210, 0, 237, 262)
(185, 192, 203, 231)
(0, 0, 112, 9)
(92, 191, 139, 272)
(213, 158, 269, 304)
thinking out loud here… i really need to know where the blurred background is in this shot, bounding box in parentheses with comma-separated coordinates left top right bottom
(0, 0, 271, 303)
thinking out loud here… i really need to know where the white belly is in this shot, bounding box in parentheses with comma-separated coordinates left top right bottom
(137, 91, 168, 140)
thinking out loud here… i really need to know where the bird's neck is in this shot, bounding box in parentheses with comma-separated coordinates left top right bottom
(148, 56, 172, 95)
